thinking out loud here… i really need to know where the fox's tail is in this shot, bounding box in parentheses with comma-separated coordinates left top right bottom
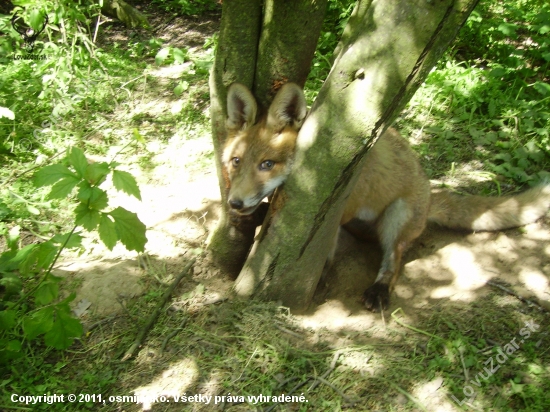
(428, 183, 550, 231)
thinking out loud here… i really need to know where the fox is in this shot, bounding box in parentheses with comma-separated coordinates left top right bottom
(223, 82, 550, 311)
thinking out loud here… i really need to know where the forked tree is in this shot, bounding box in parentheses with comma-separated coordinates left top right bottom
(208, 0, 479, 311)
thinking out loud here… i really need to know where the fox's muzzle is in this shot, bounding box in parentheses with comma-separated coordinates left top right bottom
(227, 197, 261, 216)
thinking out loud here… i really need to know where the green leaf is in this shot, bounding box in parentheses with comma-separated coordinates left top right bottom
(489, 67, 507, 78)
(77, 181, 93, 201)
(498, 23, 517, 38)
(132, 128, 146, 144)
(109, 207, 147, 252)
(22, 306, 54, 340)
(0, 272, 23, 297)
(11, 244, 39, 276)
(48, 175, 80, 199)
(29, 9, 46, 32)
(34, 164, 76, 187)
(0, 310, 17, 331)
(172, 47, 188, 63)
(35, 241, 58, 271)
(98, 213, 117, 250)
(44, 305, 83, 349)
(517, 157, 531, 169)
(7, 226, 20, 250)
(112, 170, 141, 200)
(77, 187, 108, 210)
(75, 203, 100, 231)
(6, 340, 22, 353)
(494, 153, 512, 163)
(51, 232, 83, 249)
(34, 280, 59, 305)
(0, 201, 13, 220)
(84, 162, 110, 185)
(68, 147, 88, 178)
(488, 100, 496, 118)
(155, 47, 170, 65)
(26, 204, 40, 215)
(533, 81, 550, 96)
(174, 81, 189, 96)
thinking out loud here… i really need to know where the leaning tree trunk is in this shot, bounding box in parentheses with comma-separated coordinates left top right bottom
(233, 0, 480, 310)
(208, 0, 328, 276)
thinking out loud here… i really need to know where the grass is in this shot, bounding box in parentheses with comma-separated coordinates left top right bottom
(8, 289, 545, 411)
(397, 0, 550, 193)
(1, 0, 550, 411)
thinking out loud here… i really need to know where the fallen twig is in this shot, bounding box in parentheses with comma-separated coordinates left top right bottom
(160, 317, 188, 355)
(380, 378, 428, 412)
(486, 278, 549, 313)
(84, 314, 119, 333)
(312, 376, 357, 405)
(274, 324, 303, 339)
(391, 308, 443, 340)
(309, 350, 342, 391)
(121, 258, 196, 361)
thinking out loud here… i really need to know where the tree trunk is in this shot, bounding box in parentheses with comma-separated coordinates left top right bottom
(207, 0, 263, 276)
(253, 0, 328, 108)
(207, 0, 327, 276)
(233, 0, 479, 310)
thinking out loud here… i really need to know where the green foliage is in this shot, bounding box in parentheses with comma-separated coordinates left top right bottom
(398, 0, 550, 186)
(305, 0, 355, 103)
(0, 148, 146, 364)
(34, 147, 146, 251)
(0, 0, 111, 160)
(151, 0, 220, 16)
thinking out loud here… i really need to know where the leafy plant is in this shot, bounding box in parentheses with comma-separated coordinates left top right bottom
(151, 0, 220, 15)
(396, 0, 550, 187)
(0, 147, 146, 363)
(0, 0, 106, 159)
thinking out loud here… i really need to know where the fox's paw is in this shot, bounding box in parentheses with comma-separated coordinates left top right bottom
(362, 283, 390, 312)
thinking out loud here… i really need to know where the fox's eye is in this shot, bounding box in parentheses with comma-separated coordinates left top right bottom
(231, 157, 240, 167)
(259, 160, 275, 170)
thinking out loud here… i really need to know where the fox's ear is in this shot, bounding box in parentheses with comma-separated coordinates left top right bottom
(226, 83, 258, 131)
(267, 83, 307, 132)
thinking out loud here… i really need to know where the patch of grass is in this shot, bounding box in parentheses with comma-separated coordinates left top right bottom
(397, 0, 550, 191)
(4, 279, 547, 411)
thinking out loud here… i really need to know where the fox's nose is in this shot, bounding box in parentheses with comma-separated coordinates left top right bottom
(229, 199, 244, 210)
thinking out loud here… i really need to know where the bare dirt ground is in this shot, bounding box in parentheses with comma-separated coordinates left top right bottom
(53, 10, 550, 411)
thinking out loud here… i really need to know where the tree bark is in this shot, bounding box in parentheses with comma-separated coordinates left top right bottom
(253, 0, 328, 108)
(207, 0, 327, 276)
(233, 0, 479, 311)
(207, 0, 263, 276)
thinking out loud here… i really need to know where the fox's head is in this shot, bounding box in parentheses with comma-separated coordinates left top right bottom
(223, 83, 307, 215)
